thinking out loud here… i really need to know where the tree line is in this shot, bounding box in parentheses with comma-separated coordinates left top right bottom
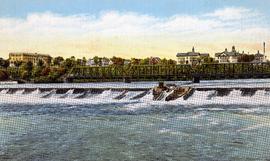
(0, 56, 177, 82)
(0, 54, 265, 82)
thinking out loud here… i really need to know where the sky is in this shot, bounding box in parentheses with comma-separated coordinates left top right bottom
(0, 0, 270, 59)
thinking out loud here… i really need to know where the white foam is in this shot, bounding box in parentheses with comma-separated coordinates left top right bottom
(92, 90, 120, 100)
(1, 82, 270, 107)
(57, 89, 75, 98)
(2, 79, 270, 89)
(0, 89, 8, 94)
(237, 124, 266, 132)
(122, 91, 142, 100)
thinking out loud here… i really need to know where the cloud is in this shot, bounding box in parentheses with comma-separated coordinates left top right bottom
(0, 7, 269, 58)
(204, 7, 261, 21)
(0, 8, 266, 36)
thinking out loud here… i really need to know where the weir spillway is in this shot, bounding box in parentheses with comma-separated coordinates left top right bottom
(1, 87, 270, 103)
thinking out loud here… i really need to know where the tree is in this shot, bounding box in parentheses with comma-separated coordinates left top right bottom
(82, 57, 87, 66)
(47, 67, 66, 82)
(0, 58, 9, 68)
(202, 57, 215, 64)
(93, 56, 100, 66)
(53, 56, 64, 66)
(37, 59, 44, 67)
(110, 56, 124, 66)
(63, 58, 76, 69)
(0, 70, 9, 81)
(25, 61, 33, 71)
(32, 66, 43, 78)
(140, 58, 150, 65)
(160, 58, 168, 65)
(167, 59, 176, 65)
(40, 67, 51, 76)
(7, 67, 19, 79)
(14, 61, 23, 68)
(47, 57, 52, 65)
(19, 61, 33, 80)
(70, 56, 76, 61)
(131, 58, 140, 65)
(76, 59, 82, 66)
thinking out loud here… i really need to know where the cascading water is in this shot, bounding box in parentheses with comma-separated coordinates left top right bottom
(0, 87, 270, 105)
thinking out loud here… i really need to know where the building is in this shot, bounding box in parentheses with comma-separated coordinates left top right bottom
(86, 57, 111, 66)
(176, 47, 209, 65)
(215, 46, 242, 63)
(252, 50, 267, 63)
(101, 58, 111, 66)
(124, 59, 131, 65)
(9, 52, 51, 66)
(149, 57, 161, 65)
(252, 42, 267, 63)
(86, 59, 95, 66)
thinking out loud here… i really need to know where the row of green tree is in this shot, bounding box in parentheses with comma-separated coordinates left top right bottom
(0, 56, 178, 82)
(7, 60, 66, 83)
(52, 56, 177, 66)
(0, 53, 264, 82)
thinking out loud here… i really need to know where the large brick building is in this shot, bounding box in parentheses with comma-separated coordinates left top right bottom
(9, 52, 51, 66)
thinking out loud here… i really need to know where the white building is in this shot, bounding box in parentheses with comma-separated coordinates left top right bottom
(86, 59, 95, 66)
(252, 50, 267, 63)
(124, 60, 131, 65)
(176, 47, 209, 65)
(215, 46, 241, 63)
(86, 58, 111, 66)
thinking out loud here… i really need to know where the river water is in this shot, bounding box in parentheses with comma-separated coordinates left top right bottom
(1, 79, 270, 160)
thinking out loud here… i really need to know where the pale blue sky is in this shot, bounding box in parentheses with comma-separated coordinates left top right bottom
(0, 0, 269, 18)
(0, 0, 269, 58)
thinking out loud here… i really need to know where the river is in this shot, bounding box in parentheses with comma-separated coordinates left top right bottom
(0, 79, 270, 160)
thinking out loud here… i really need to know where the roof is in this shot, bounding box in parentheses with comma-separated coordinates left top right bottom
(200, 53, 210, 57)
(176, 47, 209, 57)
(150, 57, 161, 60)
(177, 52, 199, 57)
(251, 59, 263, 63)
(254, 51, 265, 57)
(9, 52, 51, 57)
(215, 46, 242, 57)
(176, 52, 209, 57)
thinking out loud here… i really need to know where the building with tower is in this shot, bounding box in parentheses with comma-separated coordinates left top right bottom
(252, 42, 267, 63)
(176, 47, 209, 65)
(215, 46, 242, 63)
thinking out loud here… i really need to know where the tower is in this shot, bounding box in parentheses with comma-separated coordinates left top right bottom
(232, 46, 236, 52)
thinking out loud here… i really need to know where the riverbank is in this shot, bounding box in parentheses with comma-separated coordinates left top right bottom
(4, 63, 270, 83)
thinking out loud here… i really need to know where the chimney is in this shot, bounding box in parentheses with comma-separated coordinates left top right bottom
(192, 47, 195, 52)
(263, 42, 266, 55)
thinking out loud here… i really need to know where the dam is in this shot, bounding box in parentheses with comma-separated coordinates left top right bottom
(1, 79, 270, 105)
